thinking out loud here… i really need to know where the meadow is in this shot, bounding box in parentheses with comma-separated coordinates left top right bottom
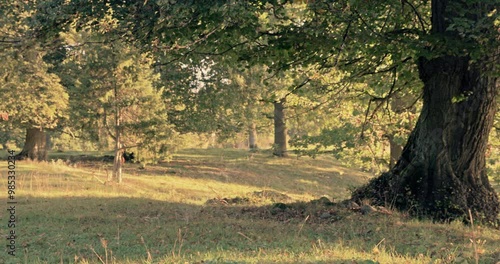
(0, 148, 499, 264)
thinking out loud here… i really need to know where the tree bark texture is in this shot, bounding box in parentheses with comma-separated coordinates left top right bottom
(273, 98, 288, 157)
(352, 0, 499, 223)
(113, 143, 123, 184)
(16, 128, 48, 161)
(353, 55, 499, 222)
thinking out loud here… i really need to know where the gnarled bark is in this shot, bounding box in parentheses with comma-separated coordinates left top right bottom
(352, 0, 499, 224)
(353, 56, 499, 223)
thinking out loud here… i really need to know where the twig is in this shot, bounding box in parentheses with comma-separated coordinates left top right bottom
(208, 186, 221, 198)
(468, 209, 479, 264)
(375, 238, 386, 248)
(93, 175, 106, 185)
(89, 246, 106, 264)
(237, 232, 254, 242)
(140, 236, 152, 262)
(296, 215, 310, 237)
(401, 0, 428, 33)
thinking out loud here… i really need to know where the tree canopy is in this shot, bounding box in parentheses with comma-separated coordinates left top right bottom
(1, 0, 498, 222)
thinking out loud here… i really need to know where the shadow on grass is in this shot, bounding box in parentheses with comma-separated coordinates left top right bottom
(3, 149, 498, 263)
(2, 195, 499, 264)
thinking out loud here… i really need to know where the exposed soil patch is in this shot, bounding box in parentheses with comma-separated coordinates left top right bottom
(205, 189, 294, 205)
(205, 195, 392, 224)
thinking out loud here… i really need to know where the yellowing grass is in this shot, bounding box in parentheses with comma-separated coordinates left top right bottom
(0, 149, 499, 264)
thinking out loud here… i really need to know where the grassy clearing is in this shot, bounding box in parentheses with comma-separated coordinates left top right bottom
(0, 148, 499, 264)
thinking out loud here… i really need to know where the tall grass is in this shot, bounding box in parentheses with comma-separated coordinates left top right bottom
(0, 149, 498, 263)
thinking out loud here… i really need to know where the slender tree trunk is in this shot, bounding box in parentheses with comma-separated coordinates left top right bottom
(387, 95, 406, 169)
(16, 128, 48, 161)
(113, 139, 123, 184)
(111, 82, 123, 184)
(388, 136, 402, 169)
(273, 98, 288, 157)
(98, 120, 110, 150)
(248, 122, 258, 150)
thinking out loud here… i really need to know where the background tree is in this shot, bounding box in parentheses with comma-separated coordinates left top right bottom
(0, 1, 68, 160)
(59, 23, 171, 182)
(1, 49, 68, 160)
(227, 66, 273, 150)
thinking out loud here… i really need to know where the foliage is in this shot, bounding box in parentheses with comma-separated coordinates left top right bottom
(58, 27, 175, 165)
(0, 1, 69, 131)
(1, 49, 69, 129)
(50, 132, 99, 152)
(0, 125, 24, 150)
(160, 58, 249, 138)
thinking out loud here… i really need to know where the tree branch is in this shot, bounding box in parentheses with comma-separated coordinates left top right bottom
(282, 77, 311, 100)
(401, 0, 428, 34)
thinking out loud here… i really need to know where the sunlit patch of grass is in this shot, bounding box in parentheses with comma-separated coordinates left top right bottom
(296, 178, 319, 186)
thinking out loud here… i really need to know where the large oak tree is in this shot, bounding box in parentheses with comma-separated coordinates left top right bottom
(353, 0, 499, 222)
(229, 0, 499, 222)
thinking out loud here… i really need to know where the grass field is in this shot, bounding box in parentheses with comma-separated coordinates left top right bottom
(0, 148, 499, 264)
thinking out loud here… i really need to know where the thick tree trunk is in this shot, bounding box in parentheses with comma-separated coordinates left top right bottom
(16, 128, 48, 161)
(352, 0, 499, 224)
(353, 56, 499, 222)
(273, 98, 288, 157)
(248, 122, 258, 150)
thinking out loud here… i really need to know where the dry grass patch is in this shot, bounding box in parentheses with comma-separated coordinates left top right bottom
(0, 148, 499, 263)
